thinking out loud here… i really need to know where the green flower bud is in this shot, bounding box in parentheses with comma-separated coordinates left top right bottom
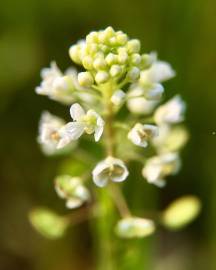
(127, 67, 140, 81)
(104, 26, 115, 38)
(116, 32, 128, 45)
(109, 36, 117, 46)
(86, 31, 98, 44)
(118, 51, 128, 64)
(110, 65, 123, 77)
(131, 53, 142, 66)
(82, 56, 93, 70)
(140, 52, 157, 69)
(105, 53, 118, 65)
(127, 39, 141, 54)
(161, 196, 201, 230)
(69, 45, 81, 64)
(29, 208, 68, 239)
(78, 72, 94, 87)
(100, 44, 109, 53)
(115, 217, 155, 238)
(98, 31, 108, 43)
(87, 43, 98, 55)
(95, 71, 109, 84)
(93, 57, 107, 70)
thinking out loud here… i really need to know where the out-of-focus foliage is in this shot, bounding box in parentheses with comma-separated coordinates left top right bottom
(29, 208, 68, 239)
(0, 0, 216, 269)
(161, 196, 201, 230)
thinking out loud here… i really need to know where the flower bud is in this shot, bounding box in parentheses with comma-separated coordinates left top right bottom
(104, 26, 115, 38)
(87, 43, 98, 54)
(110, 65, 122, 77)
(140, 52, 157, 69)
(118, 51, 128, 64)
(82, 56, 93, 70)
(95, 71, 109, 84)
(131, 53, 142, 66)
(93, 57, 107, 70)
(105, 53, 118, 65)
(111, 89, 126, 105)
(116, 32, 128, 45)
(86, 31, 98, 43)
(127, 67, 140, 81)
(78, 72, 94, 87)
(109, 36, 117, 46)
(69, 45, 81, 64)
(127, 39, 141, 54)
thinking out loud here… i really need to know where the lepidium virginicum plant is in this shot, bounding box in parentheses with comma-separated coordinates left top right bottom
(30, 27, 201, 267)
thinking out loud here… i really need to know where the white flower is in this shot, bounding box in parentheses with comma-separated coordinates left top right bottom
(127, 88, 158, 114)
(55, 175, 90, 209)
(153, 125, 189, 154)
(142, 153, 181, 187)
(129, 83, 164, 101)
(92, 156, 129, 187)
(63, 103, 104, 142)
(140, 60, 175, 84)
(36, 62, 82, 104)
(115, 217, 155, 238)
(111, 89, 126, 106)
(128, 123, 159, 147)
(38, 112, 73, 153)
(154, 95, 186, 125)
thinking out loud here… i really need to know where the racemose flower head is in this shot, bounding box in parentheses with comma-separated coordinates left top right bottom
(33, 26, 196, 241)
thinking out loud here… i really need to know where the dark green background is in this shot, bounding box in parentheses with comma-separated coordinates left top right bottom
(0, 0, 216, 269)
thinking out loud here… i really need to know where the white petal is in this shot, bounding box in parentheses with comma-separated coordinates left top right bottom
(61, 122, 85, 140)
(94, 126, 103, 142)
(154, 179, 166, 188)
(57, 136, 71, 149)
(93, 175, 109, 187)
(66, 198, 83, 209)
(70, 103, 85, 121)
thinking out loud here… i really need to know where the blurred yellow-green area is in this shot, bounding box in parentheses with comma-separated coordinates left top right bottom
(0, 0, 216, 269)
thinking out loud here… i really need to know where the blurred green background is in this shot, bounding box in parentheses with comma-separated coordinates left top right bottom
(0, 0, 216, 269)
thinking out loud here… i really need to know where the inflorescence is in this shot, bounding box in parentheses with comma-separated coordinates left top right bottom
(31, 27, 200, 239)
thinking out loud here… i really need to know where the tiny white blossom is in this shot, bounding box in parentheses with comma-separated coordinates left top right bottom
(127, 88, 158, 114)
(154, 95, 186, 125)
(111, 89, 126, 106)
(115, 217, 155, 238)
(55, 176, 90, 209)
(128, 81, 163, 103)
(153, 125, 189, 154)
(140, 60, 175, 84)
(92, 156, 129, 187)
(38, 112, 73, 153)
(64, 103, 104, 142)
(36, 62, 79, 104)
(142, 153, 181, 187)
(128, 123, 159, 147)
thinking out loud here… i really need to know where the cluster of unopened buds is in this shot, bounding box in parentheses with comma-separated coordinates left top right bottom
(31, 27, 200, 239)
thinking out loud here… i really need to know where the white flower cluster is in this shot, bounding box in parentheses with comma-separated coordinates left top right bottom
(35, 26, 188, 238)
